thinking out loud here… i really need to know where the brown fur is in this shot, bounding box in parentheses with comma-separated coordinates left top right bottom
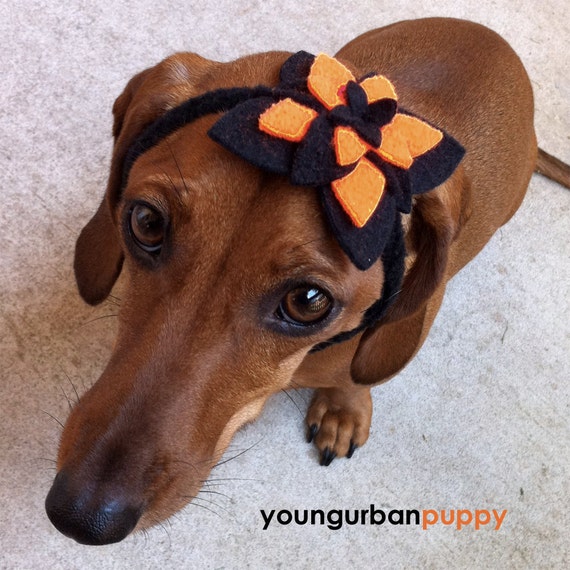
(46, 18, 568, 544)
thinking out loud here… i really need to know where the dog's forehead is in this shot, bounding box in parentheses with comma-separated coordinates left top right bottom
(126, 114, 260, 207)
(126, 114, 346, 269)
(239, 178, 349, 271)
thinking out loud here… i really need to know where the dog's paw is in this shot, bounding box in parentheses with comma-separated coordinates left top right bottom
(305, 386, 372, 466)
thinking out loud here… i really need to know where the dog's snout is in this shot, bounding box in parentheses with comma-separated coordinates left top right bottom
(45, 471, 141, 545)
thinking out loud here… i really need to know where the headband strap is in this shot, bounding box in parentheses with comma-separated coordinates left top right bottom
(122, 86, 274, 191)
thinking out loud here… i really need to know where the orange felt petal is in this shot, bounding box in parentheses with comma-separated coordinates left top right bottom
(307, 53, 355, 110)
(394, 114, 443, 157)
(331, 159, 385, 228)
(360, 75, 397, 103)
(334, 126, 368, 166)
(259, 98, 318, 142)
(378, 113, 443, 168)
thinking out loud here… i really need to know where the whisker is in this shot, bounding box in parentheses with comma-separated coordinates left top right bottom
(105, 294, 122, 308)
(55, 367, 81, 407)
(42, 410, 64, 430)
(63, 370, 80, 405)
(156, 520, 172, 547)
(167, 457, 210, 485)
(286, 381, 312, 406)
(37, 457, 57, 465)
(170, 441, 260, 474)
(213, 439, 261, 469)
(171, 453, 223, 471)
(59, 384, 74, 412)
(197, 489, 232, 501)
(79, 313, 119, 328)
(159, 167, 182, 199)
(192, 495, 231, 514)
(166, 141, 191, 196)
(167, 511, 183, 531)
(186, 498, 223, 518)
(36, 457, 57, 472)
(281, 389, 304, 418)
(200, 477, 264, 484)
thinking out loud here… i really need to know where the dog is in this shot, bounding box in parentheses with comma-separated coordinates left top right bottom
(45, 17, 570, 545)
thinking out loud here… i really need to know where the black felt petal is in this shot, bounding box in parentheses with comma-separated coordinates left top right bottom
(346, 82, 368, 116)
(328, 108, 382, 147)
(279, 51, 315, 91)
(329, 105, 355, 125)
(407, 128, 466, 195)
(352, 120, 382, 148)
(364, 99, 397, 128)
(366, 155, 413, 213)
(208, 97, 295, 176)
(320, 185, 397, 270)
(383, 164, 413, 213)
(290, 114, 351, 186)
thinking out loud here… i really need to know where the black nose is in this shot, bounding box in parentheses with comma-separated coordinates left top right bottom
(45, 471, 141, 545)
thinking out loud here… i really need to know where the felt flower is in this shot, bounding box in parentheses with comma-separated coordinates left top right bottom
(257, 54, 444, 228)
(208, 51, 465, 269)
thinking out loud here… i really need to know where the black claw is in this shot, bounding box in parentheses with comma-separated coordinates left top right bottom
(320, 447, 336, 466)
(307, 424, 318, 443)
(347, 441, 358, 458)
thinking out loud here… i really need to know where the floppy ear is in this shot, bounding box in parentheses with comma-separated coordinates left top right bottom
(74, 67, 152, 304)
(351, 172, 472, 384)
(74, 198, 125, 305)
(74, 54, 215, 305)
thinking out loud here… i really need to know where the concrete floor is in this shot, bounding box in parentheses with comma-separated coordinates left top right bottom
(1, 0, 568, 568)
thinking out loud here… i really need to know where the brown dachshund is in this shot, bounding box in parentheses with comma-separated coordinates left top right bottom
(45, 17, 570, 544)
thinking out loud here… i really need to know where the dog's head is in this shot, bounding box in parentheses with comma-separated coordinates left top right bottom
(46, 51, 466, 544)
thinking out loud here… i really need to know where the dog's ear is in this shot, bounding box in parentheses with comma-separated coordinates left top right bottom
(74, 67, 151, 305)
(74, 197, 126, 305)
(351, 172, 472, 384)
(74, 54, 215, 304)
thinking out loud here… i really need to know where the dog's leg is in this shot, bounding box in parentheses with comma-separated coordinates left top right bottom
(293, 339, 373, 465)
(306, 384, 372, 466)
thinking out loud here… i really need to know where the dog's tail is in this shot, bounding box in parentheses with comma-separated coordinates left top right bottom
(535, 148, 570, 189)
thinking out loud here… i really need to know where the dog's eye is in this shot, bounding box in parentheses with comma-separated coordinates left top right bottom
(129, 203, 165, 254)
(278, 286, 333, 325)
